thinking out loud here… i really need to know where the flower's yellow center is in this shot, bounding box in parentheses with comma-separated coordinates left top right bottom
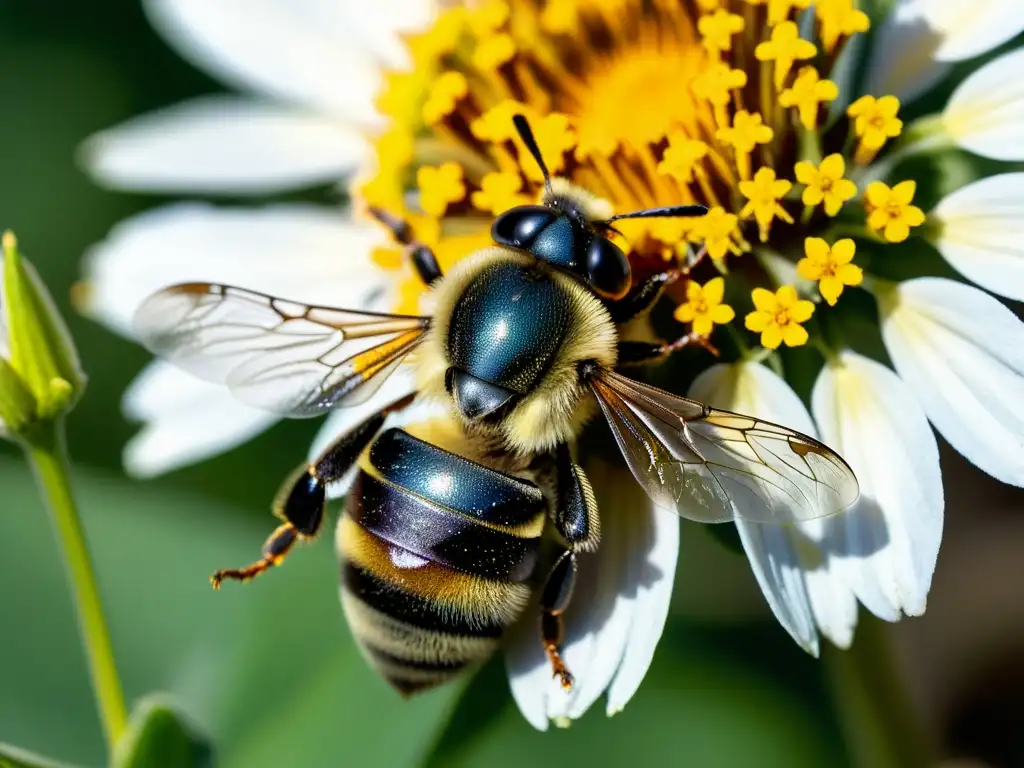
(358, 0, 914, 349)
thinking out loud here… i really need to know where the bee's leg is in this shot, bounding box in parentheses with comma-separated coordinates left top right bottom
(367, 206, 443, 285)
(211, 402, 407, 588)
(536, 444, 599, 688)
(608, 246, 709, 324)
(607, 269, 680, 324)
(540, 550, 578, 691)
(616, 333, 720, 368)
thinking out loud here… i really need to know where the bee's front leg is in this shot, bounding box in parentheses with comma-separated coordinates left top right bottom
(367, 207, 443, 285)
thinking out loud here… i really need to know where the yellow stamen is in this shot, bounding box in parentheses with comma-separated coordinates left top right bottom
(778, 67, 838, 130)
(716, 110, 773, 180)
(417, 162, 466, 217)
(848, 95, 903, 165)
(698, 9, 745, 60)
(471, 171, 531, 215)
(674, 277, 735, 336)
(815, 0, 870, 53)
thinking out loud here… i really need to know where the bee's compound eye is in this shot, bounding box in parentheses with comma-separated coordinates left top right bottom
(586, 237, 631, 299)
(492, 205, 555, 248)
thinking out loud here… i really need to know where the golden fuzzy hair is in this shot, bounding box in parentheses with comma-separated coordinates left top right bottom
(415, 248, 618, 456)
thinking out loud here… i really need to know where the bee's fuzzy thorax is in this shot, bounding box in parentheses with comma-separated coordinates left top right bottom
(415, 247, 617, 456)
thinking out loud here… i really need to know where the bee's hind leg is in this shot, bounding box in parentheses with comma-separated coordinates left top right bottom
(536, 443, 600, 690)
(540, 550, 578, 691)
(367, 207, 443, 285)
(211, 404, 402, 589)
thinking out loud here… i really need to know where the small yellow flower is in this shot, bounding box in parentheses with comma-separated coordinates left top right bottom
(739, 167, 794, 242)
(422, 72, 469, 125)
(847, 95, 902, 163)
(815, 0, 870, 53)
(717, 110, 774, 154)
(471, 171, 531, 215)
(657, 133, 709, 184)
(797, 238, 863, 305)
(407, 8, 466, 62)
(674, 277, 735, 336)
(794, 154, 857, 216)
(778, 67, 838, 130)
(698, 9, 745, 59)
(473, 33, 516, 71)
(864, 180, 925, 243)
(693, 206, 742, 260)
(745, 285, 815, 349)
(755, 21, 817, 90)
(517, 113, 576, 181)
(471, 100, 530, 143)
(692, 62, 748, 109)
(417, 162, 466, 217)
(717, 110, 773, 179)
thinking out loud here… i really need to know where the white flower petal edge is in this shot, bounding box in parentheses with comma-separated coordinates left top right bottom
(812, 351, 943, 621)
(940, 47, 1024, 161)
(145, 0, 387, 123)
(507, 462, 678, 729)
(82, 96, 369, 195)
(867, 0, 1024, 102)
(930, 173, 1024, 302)
(123, 360, 278, 477)
(81, 203, 392, 337)
(879, 277, 1024, 487)
(689, 361, 860, 654)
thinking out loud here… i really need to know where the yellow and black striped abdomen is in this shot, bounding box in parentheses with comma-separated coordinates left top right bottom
(337, 426, 546, 694)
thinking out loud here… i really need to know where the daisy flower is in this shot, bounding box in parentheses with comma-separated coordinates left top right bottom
(80, 0, 1024, 730)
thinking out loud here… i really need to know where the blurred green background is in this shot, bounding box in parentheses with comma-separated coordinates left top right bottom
(1, 2, 1023, 767)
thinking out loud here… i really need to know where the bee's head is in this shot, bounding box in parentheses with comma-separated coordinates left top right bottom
(491, 114, 707, 301)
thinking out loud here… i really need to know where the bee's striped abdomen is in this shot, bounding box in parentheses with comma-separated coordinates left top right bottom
(338, 427, 546, 694)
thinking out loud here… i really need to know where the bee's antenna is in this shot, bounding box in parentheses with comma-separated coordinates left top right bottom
(605, 205, 709, 224)
(512, 114, 553, 198)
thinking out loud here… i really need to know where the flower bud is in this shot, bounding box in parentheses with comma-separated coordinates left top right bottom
(1, 230, 86, 429)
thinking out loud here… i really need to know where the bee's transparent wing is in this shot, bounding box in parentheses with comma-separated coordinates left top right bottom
(133, 282, 430, 418)
(590, 370, 859, 524)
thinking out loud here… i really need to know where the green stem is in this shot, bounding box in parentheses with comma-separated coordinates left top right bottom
(824, 616, 931, 768)
(25, 420, 128, 752)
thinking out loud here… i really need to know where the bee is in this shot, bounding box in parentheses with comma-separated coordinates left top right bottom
(134, 115, 859, 695)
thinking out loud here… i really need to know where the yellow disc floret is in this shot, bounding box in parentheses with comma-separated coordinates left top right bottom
(864, 180, 925, 243)
(794, 154, 857, 216)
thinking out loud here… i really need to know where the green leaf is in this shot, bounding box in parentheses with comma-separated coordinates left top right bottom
(0, 742, 73, 768)
(113, 696, 213, 768)
(0, 459, 457, 767)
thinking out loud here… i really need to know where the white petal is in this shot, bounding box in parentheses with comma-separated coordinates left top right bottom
(605, 503, 678, 715)
(801, 539, 858, 649)
(866, 0, 1024, 102)
(507, 463, 673, 727)
(941, 48, 1024, 160)
(690, 362, 827, 655)
(811, 351, 943, 621)
(880, 278, 1024, 486)
(82, 96, 367, 195)
(931, 173, 1024, 302)
(81, 203, 392, 338)
(733, 520, 819, 655)
(144, 0, 385, 122)
(123, 360, 277, 476)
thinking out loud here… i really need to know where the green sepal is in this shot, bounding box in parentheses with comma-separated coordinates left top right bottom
(113, 695, 214, 768)
(2, 232, 86, 420)
(0, 356, 35, 435)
